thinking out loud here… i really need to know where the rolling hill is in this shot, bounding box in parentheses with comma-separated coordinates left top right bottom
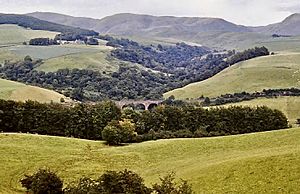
(0, 24, 58, 46)
(0, 13, 97, 36)
(164, 53, 300, 99)
(253, 13, 300, 36)
(0, 78, 71, 103)
(27, 12, 300, 49)
(0, 127, 299, 193)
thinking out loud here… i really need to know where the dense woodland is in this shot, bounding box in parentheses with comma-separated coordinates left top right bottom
(0, 40, 270, 101)
(0, 100, 288, 144)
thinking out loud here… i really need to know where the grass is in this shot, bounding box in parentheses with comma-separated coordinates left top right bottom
(165, 53, 300, 99)
(0, 78, 71, 103)
(256, 36, 300, 53)
(216, 96, 300, 126)
(36, 49, 120, 73)
(7, 44, 111, 60)
(0, 24, 58, 46)
(0, 128, 299, 193)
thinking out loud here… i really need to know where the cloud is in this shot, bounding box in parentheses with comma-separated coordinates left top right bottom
(0, 0, 299, 25)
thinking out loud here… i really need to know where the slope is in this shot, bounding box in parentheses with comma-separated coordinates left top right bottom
(0, 78, 71, 103)
(254, 13, 300, 36)
(0, 128, 299, 193)
(0, 13, 97, 36)
(0, 24, 58, 46)
(164, 53, 300, 99)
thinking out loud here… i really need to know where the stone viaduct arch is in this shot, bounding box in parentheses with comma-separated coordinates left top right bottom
(115, 100, 163, 110)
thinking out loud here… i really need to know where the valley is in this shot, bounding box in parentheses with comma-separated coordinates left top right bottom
(0, 8, 300, 194)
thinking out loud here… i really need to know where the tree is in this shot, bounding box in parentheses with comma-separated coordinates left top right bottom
(65, 170, 151, 194)
(152, 173, 193, 194)
(24, 55, 32, 62)
(20, 169, 63, 194)
(98, 170, 151, 194)
(102, 119, 137, 145)
(102, 123, 122, 145)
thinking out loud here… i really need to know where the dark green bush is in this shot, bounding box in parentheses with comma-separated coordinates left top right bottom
(20, 169, 63, 194)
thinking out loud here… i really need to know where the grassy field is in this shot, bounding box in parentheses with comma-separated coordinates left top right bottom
(7, 44, 111, 60)
(0, 128, 299, 193)
(0, 24, 58, 46)
(256, 36, 300, 53)
(216, 96, 300, 126)
(165, 53, 300, 99)
(0, 78, 71, 103)
(36, 49, 120, 72)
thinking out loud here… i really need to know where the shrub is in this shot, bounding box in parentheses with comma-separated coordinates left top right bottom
(152, 173, 194, 194)
(102, 119, 137, 145)
(20, 169, 63, 194)
(65, 170, 151, 194)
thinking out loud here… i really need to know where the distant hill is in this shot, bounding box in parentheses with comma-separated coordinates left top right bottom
(28, 12, 300, 49)
(27, 12, 250, 34)
(253, 13, 300, 36)
(27, 12, 100, 31)
(0, 78, 71, 103)
(0, 13, 98, 36)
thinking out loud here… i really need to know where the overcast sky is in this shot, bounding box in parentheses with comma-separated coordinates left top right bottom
(1, 0, 300, 26)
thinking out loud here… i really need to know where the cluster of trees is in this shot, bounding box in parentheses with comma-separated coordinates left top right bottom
(0, 14, 98, 36)
(55, 33, 100, 44)
(0, 100, 121, 140)
(21, 169, 193, 194)
(29, 37, 99, 46)
(226, 47, 269, 65)
(0, 59, 169, 100)
(201, 88, 300, 106)
(29, 38, 59, 46)
(0, 99, 288, 144)
(105, 36, 269, 83)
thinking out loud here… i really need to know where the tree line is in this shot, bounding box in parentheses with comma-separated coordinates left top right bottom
(0, 100, 288, 144)
(21, 168, 193, 194)
(200, 88, 300, 106)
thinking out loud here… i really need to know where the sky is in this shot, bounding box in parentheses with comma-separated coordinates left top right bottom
(0, 0, 300, 26)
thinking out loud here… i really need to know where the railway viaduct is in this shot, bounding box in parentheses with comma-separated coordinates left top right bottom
(115, 100, 163, 110)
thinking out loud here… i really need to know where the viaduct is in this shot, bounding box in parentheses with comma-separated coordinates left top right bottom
(115, 100, 163, 110)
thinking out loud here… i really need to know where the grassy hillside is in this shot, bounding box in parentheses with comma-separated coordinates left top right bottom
(6, 44, 110, 60)
(217, 96, 300, 126)
(0, 78, 71, 103)
(256, 36, 300, 53)
(0, 128, 299, 193)
(0, 24, 58, 46)
(36, 50, 117, 72)
(165, 53, 300, 99)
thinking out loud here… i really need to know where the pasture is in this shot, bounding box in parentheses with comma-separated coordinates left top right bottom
(0, 78, 71, 103)
(0, 128, 299, 193)
(165, 53, 300, 99)
(0, 24, 58, 46)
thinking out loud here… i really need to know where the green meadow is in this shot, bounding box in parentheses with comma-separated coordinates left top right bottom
(0, 128, 299, 193)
